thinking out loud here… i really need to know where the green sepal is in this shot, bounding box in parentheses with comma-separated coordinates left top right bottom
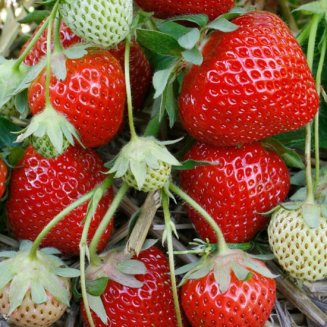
(293, 1, 326, 15)
(302, 203, 321, 228)
(16, 106, 81, 156)
(207, 17, 238, 32)
(166, 14, 209, 27)
(86, 277, 109, 297)
(178, 28, 200, 50)
(87, 294, 107, 324)
(86, 248, 147, 289)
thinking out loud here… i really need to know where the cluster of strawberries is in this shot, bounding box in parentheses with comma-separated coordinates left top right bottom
(0, 0, 325, 326)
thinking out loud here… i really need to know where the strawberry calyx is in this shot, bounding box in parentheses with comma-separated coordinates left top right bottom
(109, 136, 181, 192)
(0, 241, 79, 315)
(16, 106, 80, 157)
(0, 58, 29, 110)
(176, 249, 276, 294)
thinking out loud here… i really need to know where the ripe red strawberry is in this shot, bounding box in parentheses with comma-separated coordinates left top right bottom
(28, 50, 126, 148)
(6, 145, 114, 255)
(179, 11, 319, 146)
(135, 0, 234, 20)
(21, 22, 152, 110)
(181, 266, 276, 326)
(180, 142, 290, 243)
(81, 247, 180, 326)
(21, 21, 81, 66)
(0, 159, 8, 198)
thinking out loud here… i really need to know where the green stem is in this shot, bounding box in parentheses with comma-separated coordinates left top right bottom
(29, 176, 113, 259)
(314, 34, 327, 191)
(162, 192, 183, 327)
(169, 183, 228, 253)
(13, 17, 50, 69)
(124, 35, 137, 141)
(89, 183, 129, 265)
(80, 186, 106, 327)
(304, 14, 320, 204)
(53, 12, 63, 53)
(277, 0, 298, 33)
(45, 1, 60, 108)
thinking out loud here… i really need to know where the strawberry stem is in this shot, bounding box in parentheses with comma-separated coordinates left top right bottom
(303, 14, 320, 204)
(28, 176, 113, 260)
(124, 35, 138, 141)
(162, 192, 183, 327)
(89, 182, 129, 266)
(169, 183, 228, 254)
(314, 32, 327, 191)
(13, 17, 50, 69)
(45, 1, 60, 108)
(53, 12, 63, 54)
(80, 190, 105, 327)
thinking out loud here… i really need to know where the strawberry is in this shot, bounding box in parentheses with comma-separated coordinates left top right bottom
(179, 11, 319, 146)
(268, 207, 327, 281)
(180, 142, 290, 243)
(81, 246, 180, 326)
(0, 242, 79, 327)
(20, 20, 81, 67)
(21, 22, 152, 110)
(135, 0, 234, 20)
(59, 0, 133, 48)
(181, 258, 276, 327)
(28, 49, 126, 148)
(6, 146, 114, 255)
(0, 159, 7, 199)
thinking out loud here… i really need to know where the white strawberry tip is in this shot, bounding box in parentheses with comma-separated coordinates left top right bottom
(0, 58, 29, 109)
(0, 241, 79, 315)
(176, 249, 277, 294)
(109, 136, 181, 191)
(86, 248, 147, 289)
(16, 105, 81, 155)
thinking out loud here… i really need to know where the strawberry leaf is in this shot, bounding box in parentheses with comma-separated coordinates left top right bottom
(153, 65, 176, 98)
(164, 82, 178, 127)
(18, 10, 50, 24)
(157, 21, 191, 40)
(178, 28, 200, 50)
(174, 159, 215, 171)
(167, 14, 209, 27)
(86, 277, 109, 297)
(117, 260, 147, 275)
(293, 1, 326, 14)
(207, 17, 238, 32)
(137, 29, 183, 56)
(182, 47, 203, 65)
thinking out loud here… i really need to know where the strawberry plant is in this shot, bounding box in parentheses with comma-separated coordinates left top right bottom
(0, 0, 326, 326)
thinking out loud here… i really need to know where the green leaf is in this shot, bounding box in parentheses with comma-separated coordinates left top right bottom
(175, 262, 199, 275)
(220, 7, 249, 20)
(164, 82, 178, 127)
(178, 28, 200, 50)
(87, 295, 107, 324)
(293, 2, 326, 14)
(157, 21, 191, 40)
(86, 277, 109, 297)
(64, 43, 91, 59)
(174, 159, 215, 170)
(182, 47, 203, 65)
(117, 260, 147, 275)
(136, 29, 183, 57)
(207, 17, 239, 32)
(15, 90, 29, 118)
(262, 138, 304, 169)
(18, 10, 50, 24)
(167, 14, 209, 27)
(153, 65, 176, 98)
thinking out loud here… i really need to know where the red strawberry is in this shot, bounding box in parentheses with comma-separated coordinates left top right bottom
(21, 21, 81, 66)
(21, 22, 151, 110)
(28, 49, 126, 148)
(135, 0, 234, 20)
(181, 264, 276, 326)
(0, 159, 8, 198)
(179, 11, 319, 146)
(110, 41, 152, 110)
(6, 145, 114, 255)
(180, 142, 290, 243)
(81, 246, 181, 327)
